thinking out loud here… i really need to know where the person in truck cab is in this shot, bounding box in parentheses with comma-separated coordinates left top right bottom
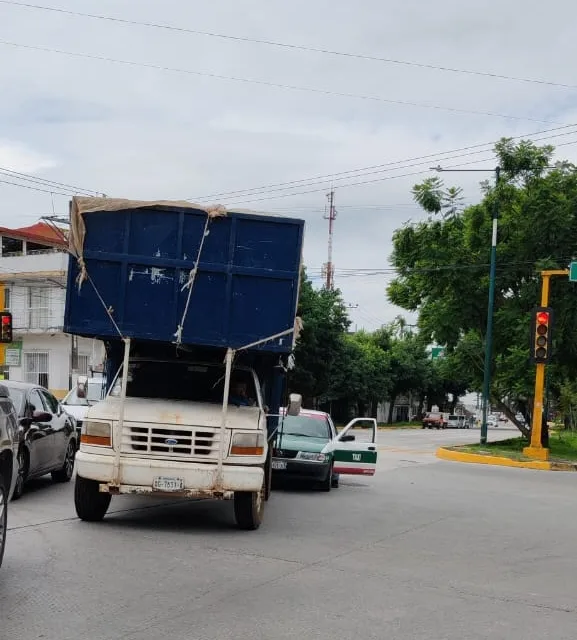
(229, 380, 255, 407)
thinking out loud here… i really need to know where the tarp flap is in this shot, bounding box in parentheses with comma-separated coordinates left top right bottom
(70, 196, 227, 258)
(69, 196, 227, 284)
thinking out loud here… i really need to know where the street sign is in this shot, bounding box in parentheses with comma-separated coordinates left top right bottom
(570, 262, 577, 282)
(431, 347, 445, 360)
(5, 348, 20, 367)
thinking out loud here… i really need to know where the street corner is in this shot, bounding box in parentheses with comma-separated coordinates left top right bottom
(434, 446, 577, 471)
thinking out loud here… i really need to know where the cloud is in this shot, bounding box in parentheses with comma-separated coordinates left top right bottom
(0, 140, 57, 172)
(1, 0, 577, 328)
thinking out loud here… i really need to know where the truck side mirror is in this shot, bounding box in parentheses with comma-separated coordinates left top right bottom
(76, 375, 88, 399)
(286, 393, 302, 416)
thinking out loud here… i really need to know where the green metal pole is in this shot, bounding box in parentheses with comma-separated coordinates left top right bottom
(480, 167, 501, 445)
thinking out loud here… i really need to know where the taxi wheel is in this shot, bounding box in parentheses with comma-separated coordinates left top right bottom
(319, 464, 333, 492)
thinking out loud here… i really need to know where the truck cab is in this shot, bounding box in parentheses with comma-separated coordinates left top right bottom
(75, 354, 273, 529)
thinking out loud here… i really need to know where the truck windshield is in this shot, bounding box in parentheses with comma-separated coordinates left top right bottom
(110, 360, 258, 406)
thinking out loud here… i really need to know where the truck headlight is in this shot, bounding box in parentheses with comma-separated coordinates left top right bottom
(295, 452, 327, 462)
(81, 421, 112, 447)
(230, 432, 265, 456)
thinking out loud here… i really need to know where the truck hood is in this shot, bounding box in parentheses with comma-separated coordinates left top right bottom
(86, 397, 262, 429)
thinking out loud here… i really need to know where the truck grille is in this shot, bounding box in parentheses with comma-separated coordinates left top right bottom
(273, 448, 298, 459)
(120, 423, 221, 458)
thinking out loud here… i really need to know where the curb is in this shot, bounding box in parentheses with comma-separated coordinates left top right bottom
(436, 446, 577, 471)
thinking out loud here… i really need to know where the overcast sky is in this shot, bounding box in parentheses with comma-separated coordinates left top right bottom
(1, 0, 577, 331)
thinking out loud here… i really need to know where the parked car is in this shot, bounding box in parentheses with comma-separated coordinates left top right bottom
(487, 415, 498, 428)
(61, 375, 105, 441)
(272, 409, 378, 490)
(2, 381, 78, 500)
(448, 414, 469, 429)
(422, 412, 447, 429)
(0, 384, 18, 569)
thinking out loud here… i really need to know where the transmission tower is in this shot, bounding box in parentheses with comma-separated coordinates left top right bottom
(322, 189, 337, 289)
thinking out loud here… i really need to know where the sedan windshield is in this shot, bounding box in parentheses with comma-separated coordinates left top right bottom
(6, 388, 25, 415)
(279, 415, 331, 440)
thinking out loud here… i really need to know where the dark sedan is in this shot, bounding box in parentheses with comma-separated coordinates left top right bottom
(3, 381, 78, 500)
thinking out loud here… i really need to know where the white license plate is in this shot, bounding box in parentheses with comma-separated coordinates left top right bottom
(272, 460, 287, 470)
(153, 476, 185, 492)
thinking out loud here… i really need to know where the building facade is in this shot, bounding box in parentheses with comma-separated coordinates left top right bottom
(0, 222, 104, 398)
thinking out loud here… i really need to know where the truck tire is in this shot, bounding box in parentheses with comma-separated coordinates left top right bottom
(74, 476, 111, 522)
(264, 451, 272, 501)
(0, 477, 7, 569)
(234, 482, 265, 531)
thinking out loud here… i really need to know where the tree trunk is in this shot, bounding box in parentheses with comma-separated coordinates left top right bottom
(387, 396, 396, 424)
(541, 414, 549, 448)
(494, 399, 530, 438)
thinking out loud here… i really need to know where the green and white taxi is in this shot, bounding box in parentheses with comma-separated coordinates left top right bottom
(272, 408, 378, 491)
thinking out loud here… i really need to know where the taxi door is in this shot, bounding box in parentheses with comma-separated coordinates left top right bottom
(332, 418, 378, 476)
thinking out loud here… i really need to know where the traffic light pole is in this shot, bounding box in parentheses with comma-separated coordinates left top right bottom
(523, 269, 568, 460)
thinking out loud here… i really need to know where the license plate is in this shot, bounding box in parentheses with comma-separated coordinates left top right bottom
(153, 476, 184, 492)
(272, 460, 287, 470)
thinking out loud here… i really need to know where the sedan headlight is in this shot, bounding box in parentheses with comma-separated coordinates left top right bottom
(295, 451, 327, 462)
(81, 420, 112, 447)
(230, 432, 265, 456)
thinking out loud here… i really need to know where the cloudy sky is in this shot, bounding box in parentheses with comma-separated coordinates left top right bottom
(1, 0, 577, 331)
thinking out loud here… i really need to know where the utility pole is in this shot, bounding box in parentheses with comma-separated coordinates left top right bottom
(323, 189, 337, 289)
(432, 165, 500, 445)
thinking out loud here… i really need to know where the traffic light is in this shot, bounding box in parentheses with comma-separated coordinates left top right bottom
(530, 306, 553, 364)
(0, 312, 12, 344)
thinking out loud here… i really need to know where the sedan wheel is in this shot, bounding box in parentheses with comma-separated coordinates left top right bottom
(51, 442, 76, 483)
(12, 449, 26, 501)
(0, 478, 7, 568)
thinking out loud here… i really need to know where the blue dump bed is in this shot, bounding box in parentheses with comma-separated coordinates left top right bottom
(64, 198, 305, 353)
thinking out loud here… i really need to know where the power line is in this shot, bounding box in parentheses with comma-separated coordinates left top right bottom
(191, 124, 577, 201)
(0, 40, 564, 127)
(0, 167, 102, 196)
(228, 138, 577, 205)
(0, 177, 77, 197)
(2, 1, 576, 91)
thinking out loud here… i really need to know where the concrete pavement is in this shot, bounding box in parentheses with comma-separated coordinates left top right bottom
(1, 427, 576, 639)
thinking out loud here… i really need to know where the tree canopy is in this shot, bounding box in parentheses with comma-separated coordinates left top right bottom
(387, 138, 577, 432)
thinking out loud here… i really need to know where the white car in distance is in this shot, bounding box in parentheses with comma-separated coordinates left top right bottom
(62, 376, 106, 439)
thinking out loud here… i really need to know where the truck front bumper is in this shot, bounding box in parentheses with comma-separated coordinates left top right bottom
(76, 451, 264, 499)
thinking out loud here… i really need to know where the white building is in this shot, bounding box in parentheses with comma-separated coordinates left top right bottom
(0, 221, 104, 398)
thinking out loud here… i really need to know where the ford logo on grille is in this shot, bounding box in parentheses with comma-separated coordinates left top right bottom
(165, 438, 178, 446)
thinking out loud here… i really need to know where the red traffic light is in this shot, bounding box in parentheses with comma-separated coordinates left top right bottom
(536, 311, 550, 324)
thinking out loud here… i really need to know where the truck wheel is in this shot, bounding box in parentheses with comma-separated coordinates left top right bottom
(0, 478, 7, 569)
(264, 451, 272, 501)
(234, 482, 265, 530)
(74, 476, 111, 522)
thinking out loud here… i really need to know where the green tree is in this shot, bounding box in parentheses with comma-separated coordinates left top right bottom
(290, 272, 350, 404)
(388, 138, 577, 435)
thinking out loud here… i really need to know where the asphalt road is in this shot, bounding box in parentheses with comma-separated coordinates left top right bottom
(2, 426, 576, 640)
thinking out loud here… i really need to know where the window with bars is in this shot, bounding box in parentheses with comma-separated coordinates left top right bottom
(24, 352, 49, 388)
(77, 354, 89, 375)
(28, 287, 51, 330)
